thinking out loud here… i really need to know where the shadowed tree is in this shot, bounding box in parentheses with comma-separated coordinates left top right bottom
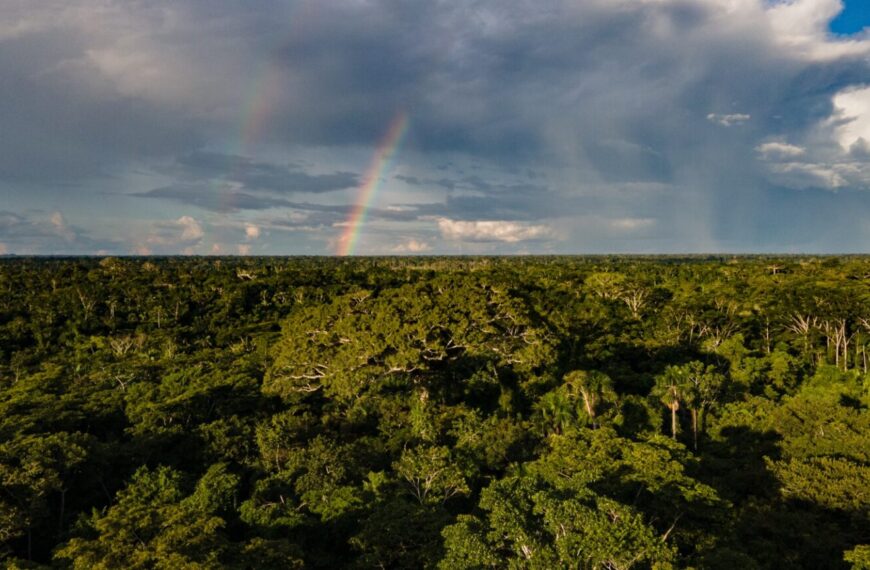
(681, 361, 725, 450)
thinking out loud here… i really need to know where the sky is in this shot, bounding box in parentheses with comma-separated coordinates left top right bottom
(1, 0, 870, 255)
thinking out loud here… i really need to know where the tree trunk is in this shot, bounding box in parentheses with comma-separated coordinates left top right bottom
(691, 408, 698, 450)
(670, 404, 678, 439)
(580, 390, 596, 428)
(59, 488, 66, 533)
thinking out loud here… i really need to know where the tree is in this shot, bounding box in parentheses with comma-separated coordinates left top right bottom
(394, 446, 469, 506)
(845, 545, 870, 570)
(55, 465, 237, 569)
(536, 390, 574, 436)
(653, 366, 686, 440)
(564, 370, 614, 428)
(680, 362, 725, 450)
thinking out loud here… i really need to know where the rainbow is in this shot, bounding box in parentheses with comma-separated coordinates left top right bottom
(237, 1, 317, 152)
(239, 62, 285, 152)
(337, 111, 409, 256)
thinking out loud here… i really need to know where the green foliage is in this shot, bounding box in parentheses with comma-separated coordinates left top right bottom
(394, 445, 470, 505)
(845, 545, 870, 569)
(768, 456, 870, 512)
(55, 466, 232, 569)
(0, 256, 867, 567)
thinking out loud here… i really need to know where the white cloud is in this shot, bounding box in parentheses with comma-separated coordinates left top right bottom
(609, 217, 656, 231)
(144, 215, 204, 251)
(178, 215, 204, 241)
(50, 211, 76, 241)
(756, 141, 806, 160)
(392, 238, 431, 253)
(0, 242, 7, 255)
(245, 223, 261, 240)
(755, 88, 870, 190)
(707, 113, 751, 127)
(437, 218, 553, 242)
(237, 244, 251, 255)
(831, 86, 870, 152)
(767, 161, 849, 190)
(766, 0, 870, 61)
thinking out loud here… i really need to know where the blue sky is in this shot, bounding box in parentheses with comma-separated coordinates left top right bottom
(1, 0, 870, 255)
(830, 0, 870, 35)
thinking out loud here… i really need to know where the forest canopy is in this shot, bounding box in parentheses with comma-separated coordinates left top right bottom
(0, 255, 868, 568)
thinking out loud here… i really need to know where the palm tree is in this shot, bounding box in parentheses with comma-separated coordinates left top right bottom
(653, 367, 685, 439)
(683, 361, 724, 450)
(537, 390, 573, 435)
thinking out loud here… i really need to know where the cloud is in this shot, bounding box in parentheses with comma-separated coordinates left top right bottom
(0, 7, 205, 184)
(831, 86, 870, 151)
(767, 0, 870, 61)
(437, 218, 553, 242)
(609, 217, 656, 231)
(245, 224, 261, 239)
(4, 0, 870, 253)
(756, 141, 807, 160)
(172, 152, 359, 194)
(754, 97, 870, 191)
(133, 185, 296, 212)
(707, 113, 751, 127)
(0, 209, 117, 253)
(766, 161, 850, 190)
(392, 238, 431, 253)
(141, 215, 205, 253)
(134, 153, 361, 213)
(237, 244, 251, 255)
(177, 215, 204, 241)
(50, 211, 76, 241)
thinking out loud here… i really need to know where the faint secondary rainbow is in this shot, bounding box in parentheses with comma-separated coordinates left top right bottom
(214, 61, 288, 214)
(337, 111, 409, 256)
(239, 62, 285, 152)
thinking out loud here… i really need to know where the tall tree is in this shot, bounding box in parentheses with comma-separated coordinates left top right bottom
(653, 366, 687, 440)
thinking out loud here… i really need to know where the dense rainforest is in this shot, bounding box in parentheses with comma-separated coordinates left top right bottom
(0, 255, 868, 569)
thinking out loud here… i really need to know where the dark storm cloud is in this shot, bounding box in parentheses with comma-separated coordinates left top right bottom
(262, 1, 731, 157)
(133, 183, 423, 224)
(133, 185, 295, 212)
(0, 29, 204, 184)
(136, 153, 360, 212)
(254, 0, 870, 197)
(173, 152, 359, 194)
